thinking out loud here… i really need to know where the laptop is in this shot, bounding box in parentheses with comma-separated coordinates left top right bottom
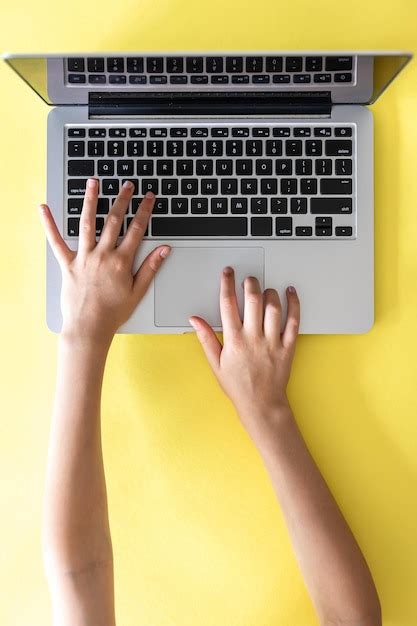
(3, 51, 412, 334)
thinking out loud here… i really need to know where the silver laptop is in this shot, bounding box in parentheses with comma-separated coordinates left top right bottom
(4, 51, 411, 334)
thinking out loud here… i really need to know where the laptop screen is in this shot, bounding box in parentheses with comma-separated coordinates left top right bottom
(3, 52, 411, 108)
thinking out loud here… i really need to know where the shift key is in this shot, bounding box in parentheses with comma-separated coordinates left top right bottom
(311, 198, 352, 214)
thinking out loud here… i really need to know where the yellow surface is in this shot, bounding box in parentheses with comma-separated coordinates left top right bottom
(1, 2, 417, 625)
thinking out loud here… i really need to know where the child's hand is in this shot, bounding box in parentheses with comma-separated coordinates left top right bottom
(38, 179, 170, 343)
(189, 267, 300, 445)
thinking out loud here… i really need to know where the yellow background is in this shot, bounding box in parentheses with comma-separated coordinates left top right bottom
(1, 1, 417, 624)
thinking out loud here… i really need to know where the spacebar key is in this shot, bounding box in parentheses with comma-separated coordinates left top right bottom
(152, 217, 248, 236)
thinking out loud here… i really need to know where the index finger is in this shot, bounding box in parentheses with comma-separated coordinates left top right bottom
(220, 267, 242, 337)
(117, 191, 155, 258)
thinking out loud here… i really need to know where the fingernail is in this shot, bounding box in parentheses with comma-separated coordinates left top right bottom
(160, 246, 171, 258)
(38, 204, 47, 212)
(223, 266, 233, 275)
(87, 178, 97, 188)
(288, 286, 296, 293)
(123, 180, 134, 189)
(145, 191, 155, 199)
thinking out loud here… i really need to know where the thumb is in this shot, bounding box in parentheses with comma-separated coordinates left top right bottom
(133, 245, 171, 300)
(189, 316, 222, 372)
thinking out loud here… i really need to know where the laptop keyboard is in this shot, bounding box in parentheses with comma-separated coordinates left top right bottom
(65, 123, 355, 240)
(66, 55, 355, 88)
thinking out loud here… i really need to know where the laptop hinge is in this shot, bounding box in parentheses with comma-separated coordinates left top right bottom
(88, 91, 332, 118)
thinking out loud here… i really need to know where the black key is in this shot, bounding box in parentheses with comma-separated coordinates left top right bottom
(273, 74, 291, 83)
(246, 56, 263, 72)
(286, 57, 302, 72)
(316, 227, 332, 236)
(296, 226, 313, 236)
(167, 141, 184, 157)
(211, 198, 228, 214)
(150, 76, 167, 84)
(68, 57, 84, 72)
(147, 57, 164, 73)
(89, 128, 106, 138)
(68, 141, 85, 157)
(326, 140, 352, 156)
(68, 128, 86, 138)
(186, 57, 204, 73)
(130, 198, 143, 215)
(231, 75, 250, 84)
(335, 73, 352, 83)
(265, 56, 283, 72)
(97, 160, 114, 176)
(294, 74, 311, 83)
(236, 160, 253, 175)
(265, 140, 282, 156)
(190, 75, 208, 84)
(95, 217, 105, 236)
(241, 179, 258, 194)
(88, 75, 106, 84)
(127, 141, 144, 156)
(170, 75, 188, 84)
(314, 73, 331, 83)
(300, 178, 317, 194)
(216, 160, 233, 175)
(281, 178, 297, 195)
(102, 179, 119, 195)
(157, 160, 174, 175)
(67, 198, 83, 214)
(129, 75, 147, 84)
(171, 198, 189, 214)
(170, 128, 188, 137)
(226, 140, 243, 156)
(335, 226, 353, 236)
(206, 56, 223, 73)
(335, 127, 352, 137)
(176, 160, 193, 175)
(191, 128, 208, 137)
(294, 128, 311, 137)
(275, 159, 292, 175)
(109, 128, 127, 138)
(152, 198, 169, 214)
(226, 57, 243, 72)
(286, 140, 302, 156)
(108, 141, 124, 156)
(231, 198, 248, 214)
(68, 74, 86, 85)
(127, 57, 144, 73)
(221, 179, 238, 195)
(295, 159, 312, 175)
(271, 198, 287, 213)
(206, 140, 223, 156)
(315, 159, 332, 175)
(137, 160, 154, 175)
(129, 128, 147, 137)
(252, 75, 270, 83)
(150, 128, 168, 137)
(117, 160, 134, 176)
(109, 75, 126, 84)
(260, 178, 277, 194)
(147, 140, 164, 156)
(256, 159, 273, 175)
(306, 140, 322, 156)
(251, 198, 267, 214)
(97, 198, 110, 214)
(191, 198, 208, 214)
(232, 128, 250, 137)
(314, 127, 332, 137)
(167, 57, 184, 73)
(335, 159, 352, 175)
(211, 75, 229, 84)
(107, 57, 124, 73)
(325, 56, 353, 71)
(251, 217, 272, 236)
(186, 140, 203, 156)
(152, 217, 247, 237)
(273, 127, 291, 137)
(161, 179, 178, 195)
(290, 198, 307, 214)
(305, 56, 322, 72)
(142, 179, 159, 195)
(181, 179, 198, 195)
(67, 217, 79, 236)
(310, 198, 352, 214)
(196, 160, 213, 175)
(253, 128, 270, 137)
(68, 160, 94, 176)
(211, 128, 229, 137)
(315, 216, 332, 227)
(201, 178, 218, 194)
(276, 217, 293, 236)
(68, 179, 87, 195)
(87, 57, 105, 73)
(246, 140, 262, 156)
(321, 178, 352, 194)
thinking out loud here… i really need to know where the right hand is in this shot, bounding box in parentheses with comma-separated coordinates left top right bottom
(189, 267, 300, 445)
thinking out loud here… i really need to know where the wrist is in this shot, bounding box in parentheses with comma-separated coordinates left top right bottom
(59, 326, 113, 355)
(238, 400, 295, 450)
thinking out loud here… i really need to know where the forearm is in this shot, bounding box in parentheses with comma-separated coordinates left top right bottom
(251, 406, 381, 626)
(42, 332, 113, 576)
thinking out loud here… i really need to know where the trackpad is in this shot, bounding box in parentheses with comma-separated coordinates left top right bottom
(154, 247, 264, 327)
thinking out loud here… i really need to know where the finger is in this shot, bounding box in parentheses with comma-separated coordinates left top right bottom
(263, 288, 282, 345)
(282, 286, 300, 350)
(220, 266, 242, 337)
(132, 245, 171, 301)
(117, 192, 155, 259)
(78, 177, 99, 255)
(189, 316, 222, 372)
(98, 180, 134, 249)
(243, 276, 263, 336)
(38, 204, 74, 267)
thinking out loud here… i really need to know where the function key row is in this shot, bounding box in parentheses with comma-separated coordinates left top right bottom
(67, 126, 353, 138)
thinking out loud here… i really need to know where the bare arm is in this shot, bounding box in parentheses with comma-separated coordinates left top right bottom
(189, 269, 381, 626)
(40, 180, 170, 626)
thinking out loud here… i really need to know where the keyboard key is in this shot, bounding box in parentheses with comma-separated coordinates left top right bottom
(226, 57, 243, 72)
(294, 128, 311, 137)
(109, 128, 127, 137)
(305, 57, 322, 72)
(314, 127, 332, 137)
(68, 74, 86, 84)
(231, 198, 248, 214)
(260, 178, 277, 194)
(251, 217, 272, 236)
(137, 160, 154, 175)
(117, 160, 134, 176)
(273, 127, 291, 137)
(320, 178, 352, 194)
(142, 179, 159, 194)
(275, 159, 292, 175)
(335, 127, 352, 137)
(68, 58, 84, 72)
(315, 159, 332, 175)
(191, 198, 208, 214)
(186, 140, 204, 156)
(246, 140, 262, 156)
(186, 57, 204, 73)
(191, 75, 209, 84)
(157, 160, 174, 175)
(265, 56, 283, 72)
(206, 141, 222, 156)
(191, 128, 208, 137)
(273, 74, 291, 83)
(68, 179, 87, 195)
(216, 160, 233, 175)
(109, 75, 126, 84)
(241, 179, 258, 194)
(127, 57, 144, 73)
(231, 75, 250, 84)
(315, 216, 332, 227)
(95, 217, 105, 235)
(108, 141, 124, 156)
(236, 160, 253, 175)
(286, 57, 302, 72)
(286, 140, 302, 156)
(201, 179, 218, 194)
(290, 198, 307, 214)
(68, 128, 86, 138)
(129, 75, 147, 84)
(152, 217, 247, 237)
(161, 179, 178, 194)
(253, 128, 270, 137)
(246, 57, 263, 72)
(226, 140, 243, 156)
(295, 159, 312, 175)
(196, 160, 213, 175)
(87, 57, 105, 73)
(152, 198, 169, 214)
(147, 57, 164, 73)
(271, 198, 287, 213)
(129, 128, 147, 137)
(176, 160, 193, 175)
(68, 141, 85, 157)
(97, 160, 114, 175)
(266, 140, 282, 156)
(67, 198, 83, 214)
(310, 198, 352, 214)
(293, 74, 311, 83)
(300, 178, 317, 194)
(181, 179, 198, 194)
(335, 226, 353, 236)
(68, 160, 94, 176)
(67, 217, 79, 236)
(326, 140, 352, 156)
(206, 56, 223, 73)
(251, 198, 267, 214)
(335, 159, 352, 175)
(107, 57, 124, 72)
(316, 227, 332, 237)
(150, 128, 168, 137)
(172, 198, 189, 214)
(211, 75, 229, 84)
(167, 57, 183, 73)
(232, 128, 250, 137)
(305, 140, 322, 156)
(147, 140, 164, 156)
(170, 128, 188, 137)
(296, 226, 313, 236)
(281, 179, 297, 195)
(335, 73, 352, 82)
(170, 75, 188, 84)
(97, 198, 110, 214)
(325, 56, 353, 71)
(221, 179, 238, 195)
(102, 179, 120, 195)
(256, 159, 273, 175)
(314, 73, 331, 83)
(276, 217, 293, 236)
(150, 76, 167, 84)
(211, 127, 229, 137)
(89, 128, 106, 137)
(252, 75, 270, 83)
(127, 141, 144, 156)
(211, 198, 228, 214)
